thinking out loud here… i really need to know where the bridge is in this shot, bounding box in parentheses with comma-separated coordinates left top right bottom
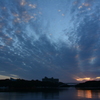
(66, 83, 78, 86)
(59, 83, 78, 87)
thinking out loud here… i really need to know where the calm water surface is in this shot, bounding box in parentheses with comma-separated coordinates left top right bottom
(0, 88, 100, 100)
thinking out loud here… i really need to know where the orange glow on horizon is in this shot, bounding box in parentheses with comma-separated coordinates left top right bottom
(96, 77, 100, 79)
(76, 77, 91, 81)
(75, 76, 100, 82)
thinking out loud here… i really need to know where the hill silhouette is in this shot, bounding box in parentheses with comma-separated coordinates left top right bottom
(75, 80, 100, 89)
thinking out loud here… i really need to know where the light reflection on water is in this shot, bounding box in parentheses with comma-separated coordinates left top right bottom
(77, 89, 100, 99)
(0, 88, 100, 100)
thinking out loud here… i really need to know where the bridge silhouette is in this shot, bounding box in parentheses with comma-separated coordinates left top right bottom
(59, 83, 78, 87)
(66, 83, 78, 85)
(60, 83, 78, 87)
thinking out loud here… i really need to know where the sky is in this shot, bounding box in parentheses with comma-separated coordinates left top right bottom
(0, 0, 100, 82)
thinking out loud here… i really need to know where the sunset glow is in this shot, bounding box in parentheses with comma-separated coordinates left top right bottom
(75, 77, 100, 82)
(76, 77, 91, 81)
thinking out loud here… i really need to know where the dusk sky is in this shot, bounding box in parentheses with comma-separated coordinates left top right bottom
(0, 0, 100, 82)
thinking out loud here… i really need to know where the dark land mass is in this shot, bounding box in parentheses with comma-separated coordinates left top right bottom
(75, 80, 100, 90)
(0, 79, 70, 92)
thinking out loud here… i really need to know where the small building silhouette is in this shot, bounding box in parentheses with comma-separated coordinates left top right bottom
(42, 77, 59, 83)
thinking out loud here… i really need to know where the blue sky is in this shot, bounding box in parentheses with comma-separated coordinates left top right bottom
(0, 0, 100, 82)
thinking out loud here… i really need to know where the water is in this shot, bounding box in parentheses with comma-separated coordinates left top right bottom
(0, 87, 100, 100)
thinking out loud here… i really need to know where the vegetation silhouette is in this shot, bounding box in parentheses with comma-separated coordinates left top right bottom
(75, 80, 100, 89)
(0, 78, 69, 92)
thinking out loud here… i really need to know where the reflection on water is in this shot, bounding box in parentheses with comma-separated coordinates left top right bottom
(42, 90, 59, 99)
(1, 88, 100, 100)
(77, 90, 92, 98)
(77, 89, 100, 99)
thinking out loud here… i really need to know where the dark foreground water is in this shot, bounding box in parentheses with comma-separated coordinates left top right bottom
(0, 87, 100, 100)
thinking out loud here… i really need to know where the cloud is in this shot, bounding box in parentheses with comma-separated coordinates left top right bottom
(0, 0, 100, 82)
(0, 75, 10, 79)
